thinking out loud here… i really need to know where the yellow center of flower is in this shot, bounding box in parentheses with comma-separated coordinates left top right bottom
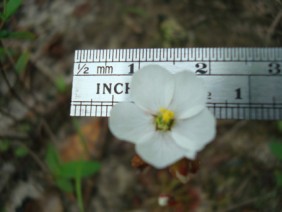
(155, 108, 175, 131)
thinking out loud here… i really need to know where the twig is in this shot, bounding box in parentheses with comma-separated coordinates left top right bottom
(0, 61, 39, 114)
(9, 141, 50, 174)
(0, 108, 18, 122)
(0, 132, 29, 141)
(217, 121, 248, 145)
(233, 177, 251, 198)
(0, 41, 42, 110)
(266, 10, 282, 42)
(40, 119, 58, 146)
(225, 191, 276, 211)
(29, 54, 57, 84)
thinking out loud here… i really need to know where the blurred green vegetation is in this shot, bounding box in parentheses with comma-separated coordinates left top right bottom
(269, 121, 282, 187)
(45, 144, 101, 212)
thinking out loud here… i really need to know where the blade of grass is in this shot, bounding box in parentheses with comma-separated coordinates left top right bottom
(2, 0, 22, 21)
(15, 51, 29, 75)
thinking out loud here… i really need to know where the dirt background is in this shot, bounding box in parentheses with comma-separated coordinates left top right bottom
(1, 0, 282, 211)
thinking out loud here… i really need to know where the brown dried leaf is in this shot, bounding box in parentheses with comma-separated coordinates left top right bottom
(59, 118, 106, 162)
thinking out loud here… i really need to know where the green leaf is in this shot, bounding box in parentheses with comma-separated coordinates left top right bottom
(0, 140, 10, 152)
(275, 171, 282, 187)
(15, 51, 29, 74)
(55, 76, 67, 93)
(58, 160, 101, 179)
(0, 30, 10, 38)
(269, 141, 282, 160)
(14, 146, 28, 157)
(55, 178, 73, 193)
(45, 144, 61, 176)
(8, 31, 36, 40)
(3, 0, 22, 21)
(45, 144, 101, 179)
(0, 47, 15, 62)
(0, 30, 36, 40)
(0, 205, 7, 212)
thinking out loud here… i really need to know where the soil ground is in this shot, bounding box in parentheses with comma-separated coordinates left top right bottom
(0, 0, 282, 211)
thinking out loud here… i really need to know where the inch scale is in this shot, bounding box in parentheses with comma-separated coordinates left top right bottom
(70, 48, 282, 120)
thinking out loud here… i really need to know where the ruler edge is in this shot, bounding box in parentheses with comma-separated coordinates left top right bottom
(74, 47, 282, 65)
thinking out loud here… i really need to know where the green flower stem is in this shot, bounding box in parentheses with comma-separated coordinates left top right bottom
(75, 171, 85, 212)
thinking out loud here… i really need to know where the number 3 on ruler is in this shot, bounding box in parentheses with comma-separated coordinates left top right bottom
(268, 63, 281, 75)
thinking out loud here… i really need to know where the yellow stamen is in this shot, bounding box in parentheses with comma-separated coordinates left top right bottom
(155, 108, 175, 131)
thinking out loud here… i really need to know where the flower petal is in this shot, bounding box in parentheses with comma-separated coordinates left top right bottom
(171, 108, 216, 153)
(109, 102, 155, 144)
(170, 71, 207, 119)
(135, 132, 185, 169)
(184, 150, 197, 159)
(131, 65, 174, 114)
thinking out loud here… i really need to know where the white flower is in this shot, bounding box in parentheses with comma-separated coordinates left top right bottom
(109, 65, 216, 169)
(158, 194, 170, 206)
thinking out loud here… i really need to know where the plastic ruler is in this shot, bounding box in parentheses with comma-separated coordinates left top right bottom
(70, 48, 282, 120)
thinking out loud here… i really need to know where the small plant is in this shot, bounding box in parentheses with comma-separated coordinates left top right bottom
(1, 0, 34, 40)
(45, 144, 101, 212)
(0, 0, 36, 88)
(13, 145, 28, 157)
(0, 139, 29, 158)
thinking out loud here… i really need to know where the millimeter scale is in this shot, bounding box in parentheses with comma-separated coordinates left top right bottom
(70, 48, 282, 120)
